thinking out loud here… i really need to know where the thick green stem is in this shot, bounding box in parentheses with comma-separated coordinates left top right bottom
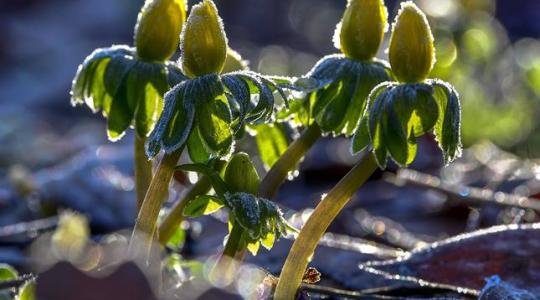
(129, 148, 183, 260)
(158, 177, 212, 245)
(258, 123, 322, 199)
(134, 136, 153, 214)
(274, 152, 378, 300)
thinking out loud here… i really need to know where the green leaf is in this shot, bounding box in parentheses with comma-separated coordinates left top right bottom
(341, 62, 390, 136)
(0, 264, 17, 281)
(184, 195, 224, 217)
(134, 63, 169, 138)
(197, 94, 233, 155)
(431, 79, 462, 164)
(222, 74, 251, 124)
(103, 55, 136, 115)
(16, 281, 35, 300)
(86, 58, 112, 112)
(71, 45, 134, 109)
(382, 99, 409, 166)
(147, 81, 195, 157)
(260, 232, 275, 250)
(107, 72, 133, 141)
(392, 84, 438, 137)
(351, 118, 370, 154)
(298, 54, 347, 92)
(236, 73, 275, 123)
(246, 240, 260, 256)
(166, 225, 186, 251)
(312, 81, 341, 119)
(252, 123, 291, 169)
(187, 127, 211, 163)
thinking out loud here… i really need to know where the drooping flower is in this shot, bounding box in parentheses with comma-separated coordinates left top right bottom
(71, 0, 188, 140)
(283, 0, 392, 137)
(352, 2, 461, 167)
(146, 0, 288, 162)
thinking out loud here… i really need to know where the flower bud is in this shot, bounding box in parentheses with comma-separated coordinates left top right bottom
(181, 0, 227, 78)
(224, 152, 260, 195)
(335, 0, 388, 61)
(389, 1, 435, 83)
(134, 0, 187, 62)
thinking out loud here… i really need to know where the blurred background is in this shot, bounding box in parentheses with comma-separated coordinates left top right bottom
(1, 0, 540, 297)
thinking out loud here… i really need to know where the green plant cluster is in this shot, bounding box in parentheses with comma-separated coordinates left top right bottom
(68, 0, 464, 298)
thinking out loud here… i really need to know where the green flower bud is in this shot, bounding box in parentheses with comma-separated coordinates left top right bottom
(181, 0, 228, 78)
(224, 152, 260, 195)
(134, 0, 187, 62)
(389, 1, 435, 83)
(335, 0, 388, 61)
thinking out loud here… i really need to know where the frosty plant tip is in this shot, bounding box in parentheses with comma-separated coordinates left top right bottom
(175, 153, 295, 283)
(131, 0, 288, 260)
(274, 2, 462, 299)
(352, 1, 462, 167)
(70, 0, 187, 211)
(289, 0, 392, 137)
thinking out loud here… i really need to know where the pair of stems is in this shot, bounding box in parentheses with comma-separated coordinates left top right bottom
(157, 123, 323, 248)
(130, 147, 183, 259)
(133, 121, 376, 300)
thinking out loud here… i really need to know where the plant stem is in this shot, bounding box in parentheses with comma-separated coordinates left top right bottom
(134, 136, 153, 214)
(157, 176, 212, 245)
(209, 222, 244, 284)
(222, 222, 244, 258)
(129, 148, 183, 260)
(274, 152, 377, 300)
(258, 123, 322, 199)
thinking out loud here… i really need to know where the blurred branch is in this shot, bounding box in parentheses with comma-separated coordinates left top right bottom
(0, 216, 58, 239)
(0, 274, 34, 291)
(387, 169, 540, 212)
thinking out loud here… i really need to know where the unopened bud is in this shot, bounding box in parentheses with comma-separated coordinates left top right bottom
(224, 152, 260, 195)
(134, 0, 187, 62)
(389, 1, 435, 83)
(335, 0, 388, 61)
(181, 0, 227, 78)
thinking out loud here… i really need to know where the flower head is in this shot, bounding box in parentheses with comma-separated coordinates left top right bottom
(71, 46, 186, 141)
(71, 0, 188, 141)
(281, 0, 392, 137)
(351, 3, 460, 168)
(146, 1, 287, 162)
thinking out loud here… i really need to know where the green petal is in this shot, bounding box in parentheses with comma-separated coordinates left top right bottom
(351, 118, 370, 154)
(252, 123, 292, 169)
(146, 81, 195, 157)
(187, 127, 211, 163)
(134, 64, 169, 138)
(382, 99, 409, 166)
(431, 79, 462, 164)
(106, 74, 134, 141)
(341, 62, 391, 136)
(183, 195, 224, 217)
(197, 94, 233, 155)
